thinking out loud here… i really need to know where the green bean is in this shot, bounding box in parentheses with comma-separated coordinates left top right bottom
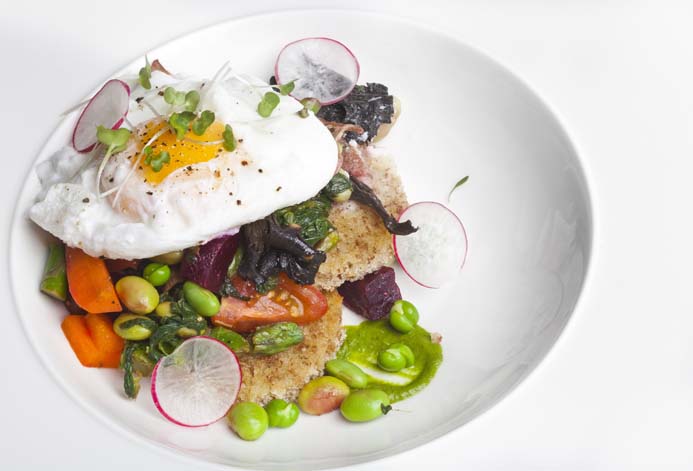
(227, 402, 268, 441)
(115, 276, 159, 314)
(251, 322, 303, 355)
(40, 243, 67, 301)
(388, 343, 415, 367)
(264, 399, 299, 428)
(325, 359, 368, 388)
(182, 281, 220, 317)
(389, 300, 420, 333)
(142, 262, 171, 287)
(113, 314, 157, 340)
(340, 389, 392, 422)
(377, 347, 406, 372)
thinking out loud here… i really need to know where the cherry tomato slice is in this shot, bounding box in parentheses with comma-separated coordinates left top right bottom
(212, 273, 328, 333)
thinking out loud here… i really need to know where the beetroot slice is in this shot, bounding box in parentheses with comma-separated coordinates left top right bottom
(179, 233, 239, 293)
(338, 266, 402, 320)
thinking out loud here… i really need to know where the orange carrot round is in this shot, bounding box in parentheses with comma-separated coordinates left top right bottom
(85, 314, 124, 368)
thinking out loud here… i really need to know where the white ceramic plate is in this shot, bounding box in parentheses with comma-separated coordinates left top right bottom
(9, 10, 592, 470)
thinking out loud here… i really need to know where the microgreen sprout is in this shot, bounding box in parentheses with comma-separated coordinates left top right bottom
(192, 110, 215, 136)
(257, 92, 280, 118)
(278, 80, 295, 96)
(163, 88, 200, 112)
(143, 146, 171, 172)
(223, 125, 237, 152)
(298, 97, 321, 118)
(139, 57, 152, 90)
(169, 111, 196, 139)
(95, 126, 132, 197)
(448, 176, 469, 201)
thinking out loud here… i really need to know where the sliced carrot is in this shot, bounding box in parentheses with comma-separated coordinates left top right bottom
(61, 315, 102, 367)
(85, 314, 124, 368)
(65, 247, 122, 314)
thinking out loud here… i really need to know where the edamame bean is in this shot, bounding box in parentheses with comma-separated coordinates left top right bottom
(154, 301, 172, 318)
(227, 402, 268, 441)
(340, 389, 392, 422)
(377, 347, 406, 372)
(115, 276, 160, 314)
(142, 262, 171, 287)
(325, 359, 368, 388)
(210, 326, 250, 353)
(298, 376, 350, 415)
(183, 281, 220, 317)
(389, 300, 420, 333)
(151, 250, 184, 265)
(113, 314, 157, 340)
(388, 343, 415, 367)
(264, 399, 299, 428)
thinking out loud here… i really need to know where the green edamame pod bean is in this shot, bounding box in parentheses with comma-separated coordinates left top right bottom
(377, 347, 406, 372)
(264, 399, 299, 428)
(151, 250, 184, 265)
(340, 389, 392, 422)
(183, 281, 220, 317)
(115, 276, 159, 314)
(114, 314, 157, 340)
(227, 402, 268, 441)
(389, 343, 415, 367)
(154, 301, 173, 318)
(142, 262, 171, 287)
(251, 322, 303, 355)
(389, 300, 420, 333)
(325, 359, 368, 388)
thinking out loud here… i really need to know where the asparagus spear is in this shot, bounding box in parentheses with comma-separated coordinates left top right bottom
(40, 243, 67, 301)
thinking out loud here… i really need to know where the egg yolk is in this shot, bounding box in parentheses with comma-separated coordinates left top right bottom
(136, 119, 227, 185)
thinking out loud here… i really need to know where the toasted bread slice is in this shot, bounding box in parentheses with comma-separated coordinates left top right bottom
(236, 290, 344, 404)
(315, 150, 409, 291)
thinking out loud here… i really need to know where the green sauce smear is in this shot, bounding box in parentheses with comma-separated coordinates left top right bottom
(337, 319, 443, 403)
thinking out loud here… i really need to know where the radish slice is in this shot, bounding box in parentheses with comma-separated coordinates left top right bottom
(275, 37, 360, 105)
(151, 336, 241, 427)
(394, 202, 468, 289)
(72, 79, 130, 153)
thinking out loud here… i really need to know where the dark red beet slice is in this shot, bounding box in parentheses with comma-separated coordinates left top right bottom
(338, 266, 402, 320)
(180, 234, 240, 293)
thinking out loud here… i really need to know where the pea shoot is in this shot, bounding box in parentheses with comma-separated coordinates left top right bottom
(164, 87, 200, 112)
(298, 97, 321, 118)
(257, 91, 280, 118)
(143, 147, 170, 172)
(223, 124, 237, 152)
(277, 80, 295, 96)
(169, 111, 196, 139)
(192, 110, 215, 136)
(139, 57, 152, 90)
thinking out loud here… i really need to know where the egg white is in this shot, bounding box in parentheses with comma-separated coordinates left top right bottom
(29, 70, 338, 259)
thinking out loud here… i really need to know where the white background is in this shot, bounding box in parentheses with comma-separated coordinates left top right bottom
(2, 1, 692, 469)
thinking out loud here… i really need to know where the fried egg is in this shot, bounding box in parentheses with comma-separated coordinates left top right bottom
(30, 69, 338, 259)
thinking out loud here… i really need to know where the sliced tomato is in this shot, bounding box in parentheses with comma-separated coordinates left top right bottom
(212, 273, 328, 333)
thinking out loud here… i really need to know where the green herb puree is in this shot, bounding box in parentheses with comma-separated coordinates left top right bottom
(337, 319, 442, 403)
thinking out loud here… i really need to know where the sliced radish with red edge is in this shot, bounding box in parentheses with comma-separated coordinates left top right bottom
(394, 202, 468, 289)
(151, 336, 241, 427)
(72, 79, 130, 153)
(275, 37, 360, 105)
